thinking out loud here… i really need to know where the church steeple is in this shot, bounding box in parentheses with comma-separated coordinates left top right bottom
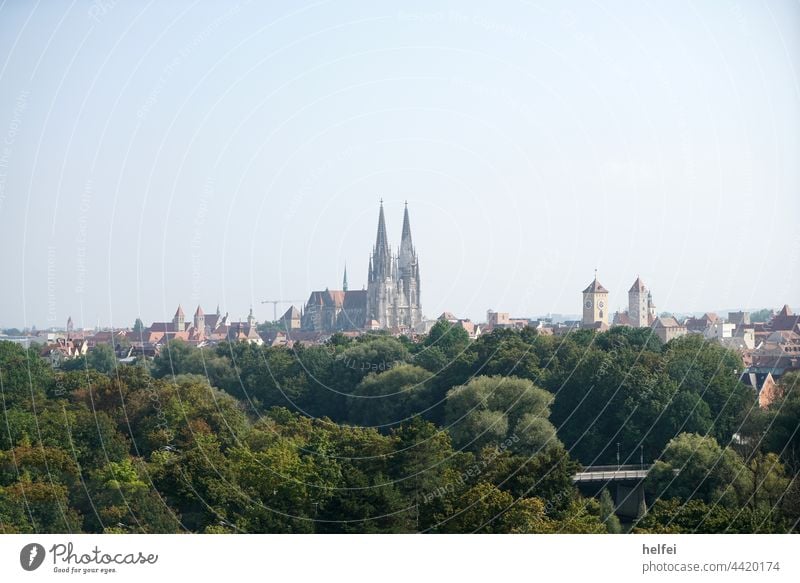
(372, 199, 392, 279)
(173, 305, 185, 331)
(375, 200, 389, 254)
(343, 264, 349, 292)
(399, 201, 415, 276)
(401, 200, 412, 247)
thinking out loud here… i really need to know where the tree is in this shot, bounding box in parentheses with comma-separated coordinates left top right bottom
(634, 498, 787, 534)
(645, 433, 748, 507)
(599, 488, 622, 533)
(434, 482, 555, 533)
(445, 375, 558, 455)
(764, 371, 800, 472)
(347, 364, 434, 428)
(87, 343, 117, 374)
(0, 340, 52, 408)
(663, 335, 751, 444)
(750, 308, 773, 323)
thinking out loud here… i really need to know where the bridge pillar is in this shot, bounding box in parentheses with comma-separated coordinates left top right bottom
(615, 482, 646, 520)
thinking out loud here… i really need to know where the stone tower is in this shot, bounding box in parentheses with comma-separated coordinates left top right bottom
(396, 202, 422, 329)
(194, 305, 205, 333)
(582, 272, 609, 328)
(628, 277, 649, 328)
(366, 201, 422, 330)
(173, 305, 185, 331)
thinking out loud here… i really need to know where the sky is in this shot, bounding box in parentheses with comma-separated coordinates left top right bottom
(0, 0, 798, 329)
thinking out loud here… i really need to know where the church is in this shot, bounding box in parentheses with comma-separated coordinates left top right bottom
(299, 202, 423, 333)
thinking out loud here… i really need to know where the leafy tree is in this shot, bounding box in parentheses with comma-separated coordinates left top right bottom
(347, 364, 434, 428)
(599, 488, 622, 533)
(750, 308, 773, 323)
(764, 371, 800, 472)
(434, 482, 554, 533)
(645, 433, 748, 507)
(87, 343, 118, 374)
(0, 341, 52, 408)
(634, 498, 788, 534)
(663, 335, 750, 443)
(445, 375, 558, 455)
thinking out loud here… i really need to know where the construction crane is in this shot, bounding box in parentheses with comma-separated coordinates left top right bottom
(260, 299, 306, 321)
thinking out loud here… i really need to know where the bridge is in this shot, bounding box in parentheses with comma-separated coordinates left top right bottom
(573, 464, 653, 520)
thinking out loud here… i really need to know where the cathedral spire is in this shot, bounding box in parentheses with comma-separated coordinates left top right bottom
(398, 201, 415, 277)
(343, 263, 348, 292)
(372, 200, 391, 279)
(401, 200, 412, 248)
(375, 199, 389, 256)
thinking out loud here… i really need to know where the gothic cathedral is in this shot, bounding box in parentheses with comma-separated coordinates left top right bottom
(367, 201, 423, 330)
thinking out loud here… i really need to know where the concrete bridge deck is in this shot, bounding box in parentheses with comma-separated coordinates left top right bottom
(573, 465, 651, 483)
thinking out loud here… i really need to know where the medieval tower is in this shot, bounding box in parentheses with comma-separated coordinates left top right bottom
(628, 276, 655, 327)
(582, 272, 609, 328)
(367, 201, 422, 330)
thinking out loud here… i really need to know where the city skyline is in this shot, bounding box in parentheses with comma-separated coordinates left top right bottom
(1, 1, 798, 328)
(0, 196, 796, 330)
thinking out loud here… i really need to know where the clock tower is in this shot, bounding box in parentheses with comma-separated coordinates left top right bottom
(582, 271, 609, 328)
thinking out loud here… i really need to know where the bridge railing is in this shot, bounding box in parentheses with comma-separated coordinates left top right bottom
(572, 464, 653, 483)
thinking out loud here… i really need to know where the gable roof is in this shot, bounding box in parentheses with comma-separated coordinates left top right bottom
(653, 316, 681, 328)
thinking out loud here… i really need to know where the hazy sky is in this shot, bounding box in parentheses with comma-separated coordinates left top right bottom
(0, 0, 798, 329)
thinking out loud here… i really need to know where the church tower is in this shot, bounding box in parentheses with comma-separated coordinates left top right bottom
(397, 201, 422, 329)
(367, 201, 395, 328)
(193, 305, 205, 334)
(582, 272, 609, 328)
(173, 305, 185, 331)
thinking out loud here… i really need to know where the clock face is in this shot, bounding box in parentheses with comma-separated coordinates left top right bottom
(598, 301, 605, 308)
(585, 300, 592, 309)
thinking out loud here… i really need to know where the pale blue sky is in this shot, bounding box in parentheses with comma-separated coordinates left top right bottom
(0, 0, 798, 329)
